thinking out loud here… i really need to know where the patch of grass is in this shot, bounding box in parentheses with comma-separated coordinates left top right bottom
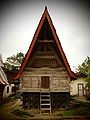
(53, 111, 63, 116)
(11, 109, 34, 117)
(64, 109, 77, 116)
(64, 107, 90, 116)
(76, 107, 90, 115)
(53, 100, 90, 116)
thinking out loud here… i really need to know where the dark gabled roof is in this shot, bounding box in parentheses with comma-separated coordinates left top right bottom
(14, 7, 77, 80)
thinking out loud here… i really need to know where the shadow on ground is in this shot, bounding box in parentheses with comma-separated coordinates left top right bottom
(0, 96, 90, 120)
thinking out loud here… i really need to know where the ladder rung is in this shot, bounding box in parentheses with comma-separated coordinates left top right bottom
(41, 95, 50, 97)
(40, 99, 50, 101)
(41, 103, 50, 106)
(41, 91, 50, 93)
(41, 108, 50, 110)
(41, 89, 50, 91)
(40, 92, 51, 114)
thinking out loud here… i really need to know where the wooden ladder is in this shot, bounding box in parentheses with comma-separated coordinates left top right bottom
(40, 90, 51, 114)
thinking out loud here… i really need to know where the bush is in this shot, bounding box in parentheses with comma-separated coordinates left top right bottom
(11, 109, 34, 117)
(86, 93, 90, 100)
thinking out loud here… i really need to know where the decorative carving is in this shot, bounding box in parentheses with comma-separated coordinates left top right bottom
(32, 76, 39, 88)
(22, 77, 32, 88)
(51, 76, 60, 88)
(26, 41, 63, 68)
(31, 59, 59, 68)
(60, 81, 67, 87)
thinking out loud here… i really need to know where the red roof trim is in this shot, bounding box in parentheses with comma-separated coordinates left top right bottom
(14, 7, 77, 80)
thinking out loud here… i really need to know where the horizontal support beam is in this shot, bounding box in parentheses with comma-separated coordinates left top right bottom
(34, 56, 55, 59)
(38, 40, 54, 43)
(21, 88, 70, 92)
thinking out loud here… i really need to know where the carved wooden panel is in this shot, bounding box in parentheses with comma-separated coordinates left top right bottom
(31, 59, 59, 68)
(60, 81, 67, 87)
(32, 76, 39, 88)
(51, 76, 60, 88)
(51, 76, 68, 88)
(22, 77, 32, 88)
(37, 52, 54, 56)
(26, 43, 64, 68)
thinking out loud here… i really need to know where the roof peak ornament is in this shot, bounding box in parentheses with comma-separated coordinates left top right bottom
(45, 6, 47, 10)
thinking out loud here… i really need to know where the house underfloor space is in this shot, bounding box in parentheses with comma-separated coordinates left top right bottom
(51, 92, 70, 109)
(22, 92, 40, 109)
(22, 92, 70, 112)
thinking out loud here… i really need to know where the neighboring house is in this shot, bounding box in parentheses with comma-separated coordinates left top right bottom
(0, 66, 9, 101)
(0, 54, 15, 101)
(3, 69, 16, 98)
(70, 73, 88, 97)
(14, 7, 77, 113)
(0, 54, 4, 67)
(3, 83, 15, 99)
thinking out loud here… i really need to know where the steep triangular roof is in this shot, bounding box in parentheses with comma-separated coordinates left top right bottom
(14, 7, 77, 80)
(0, 66, 9, 85)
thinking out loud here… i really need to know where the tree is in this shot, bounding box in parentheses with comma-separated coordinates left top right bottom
(77, 56, 90, 74)
(4, 52, 24, 73)
(86, 69, 90, 99)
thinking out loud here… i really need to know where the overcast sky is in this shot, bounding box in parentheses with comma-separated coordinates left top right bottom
(0, 0, 90, 71)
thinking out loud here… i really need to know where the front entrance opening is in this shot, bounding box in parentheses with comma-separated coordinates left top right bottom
(78, 84, 84, 97)
(41, 76, 50, 89)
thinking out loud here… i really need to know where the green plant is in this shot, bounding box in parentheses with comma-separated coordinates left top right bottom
(64, 101, 90, 116)
(11, 109, 34, 117)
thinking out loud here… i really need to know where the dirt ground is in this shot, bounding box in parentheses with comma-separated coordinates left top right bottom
(0, 96, 90, 120)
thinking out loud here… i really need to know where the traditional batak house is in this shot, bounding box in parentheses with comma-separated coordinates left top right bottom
(14, 7, 77, 113)
(0, 67, 9, 102)
(0, 54, 16, 101)
(0, 54, 9, 102)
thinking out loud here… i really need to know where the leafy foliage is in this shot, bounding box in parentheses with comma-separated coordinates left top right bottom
(4, 52, 24, 73)
(64, 101, 90, 116)
(11, 109, 34, 117)
(86, 70, 90, 87)
(77, 56, 90, 74)
(86, 69, 90, 99)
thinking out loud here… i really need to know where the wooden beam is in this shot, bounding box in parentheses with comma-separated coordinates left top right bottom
(34, 56, 55, 59)
(38, 40, 54, 43)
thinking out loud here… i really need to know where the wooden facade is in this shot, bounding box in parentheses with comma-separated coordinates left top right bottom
(14, 7, 77, 113)
(20, 67, 70, 92)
